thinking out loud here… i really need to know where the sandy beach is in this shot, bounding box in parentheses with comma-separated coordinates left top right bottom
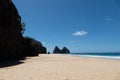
(0, 54, 120, 80)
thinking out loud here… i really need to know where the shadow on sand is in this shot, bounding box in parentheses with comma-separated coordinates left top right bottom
(0, 57, 26, 68)
(0, 60, 23, 68)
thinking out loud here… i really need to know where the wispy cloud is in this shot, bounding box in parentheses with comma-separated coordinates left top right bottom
(81, 20, 86, 24)
(73, 30, 88, 36)
(69, 40, 75, 43)
(105, 16, 111, 22)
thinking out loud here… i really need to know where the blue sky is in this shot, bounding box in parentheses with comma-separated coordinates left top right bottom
(13, 0, 120, 53)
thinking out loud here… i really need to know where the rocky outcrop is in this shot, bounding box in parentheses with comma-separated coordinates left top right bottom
(61, 47, 70, 53)
(0, 0, 47, 61)
(53, 46, 70, 54)
(24, 37, 47, 55)
(53, 46, 61, 53)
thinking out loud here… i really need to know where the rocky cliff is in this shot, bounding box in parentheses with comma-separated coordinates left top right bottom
(24, 37, 47, 55)
(0, 0, 46, 61)
(0, 0, 25, 59)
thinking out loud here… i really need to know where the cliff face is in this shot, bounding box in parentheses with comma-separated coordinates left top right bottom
(24, 37, 47, 55)
(53, 46, 70, 54)
(0, 0, 47, 60)
(0, 0, 25, 58)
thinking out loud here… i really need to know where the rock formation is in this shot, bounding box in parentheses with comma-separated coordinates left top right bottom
(53, 46, 61, 53)
(53, 46, 70, 54)
(61, 47, 70, 53)
(0, 0, 47, 61)
(24, 37, 47, 55)
(0, 0, 26, 60)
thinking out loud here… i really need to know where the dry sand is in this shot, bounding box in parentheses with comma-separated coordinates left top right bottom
(0, 54, 120, 80)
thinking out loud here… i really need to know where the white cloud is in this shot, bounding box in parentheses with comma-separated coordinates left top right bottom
(105, 16, 111, 22)
(73, 30, 88, 36)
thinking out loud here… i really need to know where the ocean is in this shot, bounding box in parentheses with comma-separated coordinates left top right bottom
(70, 53, 120, 60)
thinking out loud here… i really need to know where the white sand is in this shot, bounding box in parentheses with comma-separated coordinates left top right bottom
(0, 54, 120, 80)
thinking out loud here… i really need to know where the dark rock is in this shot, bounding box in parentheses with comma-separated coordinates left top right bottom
(53, 46, 61, 53)
(53, 46, 70, 54)
(24, 37, 47, 55)
(48, 52, 50, 54)
(0, 0, 47, 61)
(61, 47, 70, 53)
(0, 0, 26, 60)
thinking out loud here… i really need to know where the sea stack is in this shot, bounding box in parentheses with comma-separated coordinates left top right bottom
(53, 46, 70, 54)
(61, 47, 70, 53)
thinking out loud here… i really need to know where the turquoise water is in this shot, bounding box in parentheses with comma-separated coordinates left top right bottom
(70, 53, 120, 60)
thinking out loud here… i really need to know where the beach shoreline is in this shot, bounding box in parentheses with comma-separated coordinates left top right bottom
(0, 54, 120, 80)
(65, 54, 120, 60)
